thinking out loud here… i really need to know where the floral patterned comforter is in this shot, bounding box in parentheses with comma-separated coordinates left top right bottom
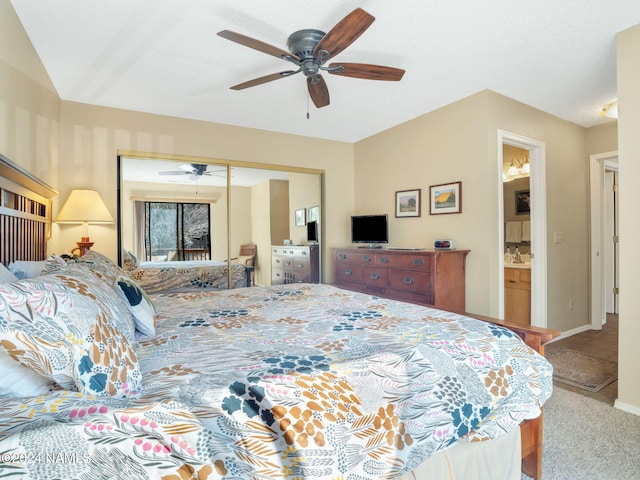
(0, 283, 552, 479)
(125, 260, 248, 293)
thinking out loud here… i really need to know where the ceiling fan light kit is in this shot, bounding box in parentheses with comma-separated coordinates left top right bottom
(217, 8, 405, 109)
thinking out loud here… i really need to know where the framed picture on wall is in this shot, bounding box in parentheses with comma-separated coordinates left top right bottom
(395, 189, 421, 217)
(515, 190, 530, 215)
(295, 208, 306, 226)
(308, 205, 319, 223)
(429, 181, 462, 215)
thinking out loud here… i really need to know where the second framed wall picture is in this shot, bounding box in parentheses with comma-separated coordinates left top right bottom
(308, 205, 319, 223)
(295, 208, 306, 226)
(430, 181, 462, 215)
(395, 189, 421, 217)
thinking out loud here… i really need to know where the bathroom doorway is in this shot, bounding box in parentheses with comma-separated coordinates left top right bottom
(503, 145, 531, 325)
(497, 130, 547, 328)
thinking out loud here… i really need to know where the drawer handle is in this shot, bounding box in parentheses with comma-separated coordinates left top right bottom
(413, 259, 424, 266)
(339, 253, 346, 260)
(297, 263, 304, 267)
(344, 269, 352, 276)
(403, 277, 414, 284)
(370, 273, 379, 280)
(275, 259, 281, 264)
(380, 256, 388, 263)
(363, 255, 371, 262)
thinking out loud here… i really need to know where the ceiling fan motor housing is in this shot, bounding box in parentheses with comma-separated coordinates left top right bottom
(287, 29, 325, 58)
(288, 29, 326, 78)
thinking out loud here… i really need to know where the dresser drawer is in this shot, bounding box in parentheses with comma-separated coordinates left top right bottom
(336, 264, 363, 283)
(363, 266, 390, 288)
(336, 250, 376, 264)
(377, 253, 431, 271)
(389, 269, 430, 294)
(272, 255, 284, 268)
(293, 257, 309, 272)
(272, 267, 284, 284)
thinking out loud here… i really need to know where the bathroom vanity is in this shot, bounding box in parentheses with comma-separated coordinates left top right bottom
(504, 264, 531, 325)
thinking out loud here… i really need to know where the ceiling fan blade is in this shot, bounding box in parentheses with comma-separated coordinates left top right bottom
(307, 75, 330, 108)
(217, 30, 299, 61)
(230, 70, 298, 90)
(328, 63, 405, 81)
(159, 171, 190, 176)
(313, 8, 375, 63)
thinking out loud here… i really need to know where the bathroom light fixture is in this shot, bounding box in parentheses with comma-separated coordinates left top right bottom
(503, 155, 530, 182)
(600, 101, 618, 119)
(56, 189, 114, 256)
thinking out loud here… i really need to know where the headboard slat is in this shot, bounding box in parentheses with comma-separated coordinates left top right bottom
(0, 155, 56, 266)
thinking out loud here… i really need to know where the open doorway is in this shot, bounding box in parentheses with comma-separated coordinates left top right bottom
(502, 145, 531, 325)
(497, 130, 547, 328)
(590, 152, 619, 329)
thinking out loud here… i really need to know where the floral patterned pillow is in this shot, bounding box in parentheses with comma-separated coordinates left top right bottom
(43, 263, 137, 342)
(0, 276, 142, 398)
(122, 249, 139, 271)
(76, 250, 126, 285)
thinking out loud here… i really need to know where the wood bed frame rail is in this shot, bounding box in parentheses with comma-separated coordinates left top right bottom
(463, 311, 560, 480)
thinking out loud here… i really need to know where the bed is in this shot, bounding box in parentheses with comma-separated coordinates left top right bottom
(121, 250, 251, 292)
(0, 158, 557, 480)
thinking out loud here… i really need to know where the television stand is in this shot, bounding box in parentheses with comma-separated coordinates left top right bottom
(357, 244, 383, 249)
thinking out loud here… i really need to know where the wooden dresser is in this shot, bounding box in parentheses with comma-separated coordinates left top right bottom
(272, 245, 320, 285)
(334, 248, 469, 311)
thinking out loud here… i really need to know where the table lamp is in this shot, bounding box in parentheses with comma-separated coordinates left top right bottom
(55, 189, 114, 256)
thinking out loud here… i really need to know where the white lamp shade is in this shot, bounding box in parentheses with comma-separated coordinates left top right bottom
(55, 190, 114, 224)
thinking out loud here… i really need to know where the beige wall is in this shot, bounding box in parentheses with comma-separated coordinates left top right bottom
(617, 23, 640, 414)
(0, 1, 59, 189)
(355, 90, 590, 334)
(54, 102, 353, 269)
(585, 122, 618, 155)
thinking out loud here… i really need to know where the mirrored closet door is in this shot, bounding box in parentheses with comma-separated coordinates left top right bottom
(117, 154, 322, 288)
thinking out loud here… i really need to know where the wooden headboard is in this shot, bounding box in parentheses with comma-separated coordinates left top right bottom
(0, 154, 57, 266)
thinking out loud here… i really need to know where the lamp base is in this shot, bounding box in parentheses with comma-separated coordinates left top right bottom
(72, 239, 94, 257)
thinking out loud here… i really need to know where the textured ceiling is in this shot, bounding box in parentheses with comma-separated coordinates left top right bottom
(11, 1, 640, 143)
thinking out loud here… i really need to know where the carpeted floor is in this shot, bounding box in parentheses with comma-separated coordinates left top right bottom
(546, 348, 618, 392)
(522, 387, 640, 480)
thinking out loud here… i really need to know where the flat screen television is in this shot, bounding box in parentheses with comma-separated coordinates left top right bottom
(307, 220, 318, 243)
(351, 214, 388, 248)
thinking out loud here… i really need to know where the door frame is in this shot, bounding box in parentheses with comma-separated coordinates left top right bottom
(497, 130, 548, 327)
(589, 151, 619, 329)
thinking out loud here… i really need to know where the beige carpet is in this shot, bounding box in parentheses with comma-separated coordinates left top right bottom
(546, 348, 617, 392)
(522, 387, 640, 480)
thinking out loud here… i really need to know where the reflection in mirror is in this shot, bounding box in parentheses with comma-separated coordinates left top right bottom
(118, 156, 322, 290)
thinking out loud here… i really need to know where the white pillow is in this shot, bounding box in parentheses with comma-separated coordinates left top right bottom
(8, 260, 46, 279)
(114, 275, 156, 336)
(0, 348, 52, 397)
(0, 264, 18, 283)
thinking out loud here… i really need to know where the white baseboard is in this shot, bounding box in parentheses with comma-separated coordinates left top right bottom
(546, 324, 592, 344)
(614, 399, 640, 417)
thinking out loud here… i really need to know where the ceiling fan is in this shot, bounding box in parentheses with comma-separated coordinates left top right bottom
(158, 163, 226, 180)
(217, 8, 405, 108)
